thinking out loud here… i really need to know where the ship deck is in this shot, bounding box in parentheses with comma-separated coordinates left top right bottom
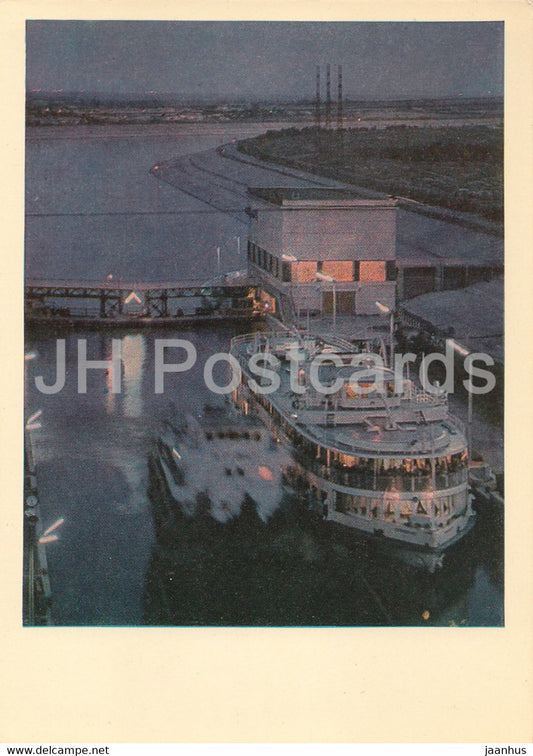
(231, 333, 467, 461)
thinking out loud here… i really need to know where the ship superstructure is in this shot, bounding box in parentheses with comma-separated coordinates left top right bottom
(230, 330, 475, 562)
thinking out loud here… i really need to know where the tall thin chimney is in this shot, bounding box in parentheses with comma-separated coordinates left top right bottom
(315, 65, 321, 130)
(325, 63, 331, 130)
(337, 64, 343, 131)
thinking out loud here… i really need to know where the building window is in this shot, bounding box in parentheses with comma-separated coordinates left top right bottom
(296, 261, 318, 282)
(282, 262, 291, 282)
(322, 261, 354, 282)
(359, 261, 387, 282)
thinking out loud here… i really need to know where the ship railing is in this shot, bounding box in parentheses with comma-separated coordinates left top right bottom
(318, 333, 357, 352)
(230, 332, 258, 348)
(293, 451, 468, 492)
(231, 330, 314, 354)
(231, 330, 386, 358)
(407, 386, 448, 406)
(448, 415, 467, 439)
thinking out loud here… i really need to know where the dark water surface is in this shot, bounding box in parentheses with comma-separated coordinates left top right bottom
(25, 124, 503, 626)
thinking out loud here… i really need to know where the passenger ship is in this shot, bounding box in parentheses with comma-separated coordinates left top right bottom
(230, 330, 476, 568)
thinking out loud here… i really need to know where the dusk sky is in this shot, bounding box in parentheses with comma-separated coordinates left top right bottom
(26, 20, 503, 101)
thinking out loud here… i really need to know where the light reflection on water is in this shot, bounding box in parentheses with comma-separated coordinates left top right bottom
(119, 334, 146, 419)
(25, 327, 243, 625)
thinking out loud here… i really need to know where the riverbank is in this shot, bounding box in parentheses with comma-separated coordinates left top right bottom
(237, 124, 503, 232)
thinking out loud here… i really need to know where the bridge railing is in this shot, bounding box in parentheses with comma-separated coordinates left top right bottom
(25, 277, 255, 292)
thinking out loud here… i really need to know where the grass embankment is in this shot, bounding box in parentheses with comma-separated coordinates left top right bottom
(238, 125, 503, 225)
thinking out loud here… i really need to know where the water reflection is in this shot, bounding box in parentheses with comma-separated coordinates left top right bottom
(104, 338, 117, 415)
(122, 334, 146, 419)
(25, 326, 244, 625)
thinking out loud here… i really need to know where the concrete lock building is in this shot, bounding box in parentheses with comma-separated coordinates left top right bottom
(246, 188, 397, 319)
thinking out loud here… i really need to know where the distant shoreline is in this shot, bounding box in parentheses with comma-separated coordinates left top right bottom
(26, 94, 502, 130)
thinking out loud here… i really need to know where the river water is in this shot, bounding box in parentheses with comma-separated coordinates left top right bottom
(24, 123, 504, 626)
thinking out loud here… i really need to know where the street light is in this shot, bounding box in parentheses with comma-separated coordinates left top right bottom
(316, 271, 337, 330)
(375, 300, 394, 368)
(449, 339, 473, 458)
(39, 517, 64, 545)
(25, 409, 42, 432)
(282, 253, 300, 326)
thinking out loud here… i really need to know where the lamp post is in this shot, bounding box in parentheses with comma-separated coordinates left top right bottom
(282, 253, 299, 327)
(24, 409, 42, 626)
(449, 339, 473, 458)
(317, 271, 337, 330)
(216, 246, 221, 276)
(24, 511, 63, 625)
(25, 408, 42, 432)
(25, 511, 38, 625)
(375, 300, 394, 368)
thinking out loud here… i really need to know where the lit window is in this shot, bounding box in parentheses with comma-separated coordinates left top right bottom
(295, 262, 317, 282)
(360, 261, 387, 282)
(322, 261, 353, 282)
